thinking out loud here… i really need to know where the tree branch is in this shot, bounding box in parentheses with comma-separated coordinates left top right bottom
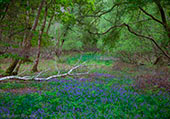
(139, 7, 163, 25)
(123, 23, 170, 60)
(85, 2, 128, 18)
(88, 23, 170, 59)
(0, 63, 89, 81)
(88, 24, 124, 35)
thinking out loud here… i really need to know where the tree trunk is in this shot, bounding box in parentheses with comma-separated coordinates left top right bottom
(5, 59, 19, 75)
(23, 0, 45, 57)
(32, 2, 48, 72)
(46, 15, 54, 34)
(55, 26, 61, 59)
(13, 60, 22, 75)
(154, 0, 170, 38)
(59, 39, 65, 55)
(154, 56, 161, 65)
(55, 26, 69, 59)
(0, 29, 2, 41)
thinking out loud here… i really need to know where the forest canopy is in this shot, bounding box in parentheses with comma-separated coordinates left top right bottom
(0, 0, 170, 74)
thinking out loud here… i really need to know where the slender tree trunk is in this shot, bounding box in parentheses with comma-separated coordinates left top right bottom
(0, 29, 2, 41)
(32, 2, 48, 72)
(31, 40, 41, 72)
(154, 1, 170, 62)
(59, 39, 65, 55)
(46, 15, 54, 34)
(56, 26, 69, 59)
(23, 0, 45, 57)
(55, 26, 61, 59)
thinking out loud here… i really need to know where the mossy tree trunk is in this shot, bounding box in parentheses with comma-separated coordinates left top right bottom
(5, 59, 19, 75)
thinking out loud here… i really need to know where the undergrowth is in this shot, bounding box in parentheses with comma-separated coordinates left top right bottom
(0, 78, 170, 119)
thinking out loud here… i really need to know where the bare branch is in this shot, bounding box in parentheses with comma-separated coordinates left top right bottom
(68, 62, 86, 75)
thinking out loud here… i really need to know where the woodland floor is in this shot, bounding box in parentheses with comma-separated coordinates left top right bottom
(0, 53, 170, 118)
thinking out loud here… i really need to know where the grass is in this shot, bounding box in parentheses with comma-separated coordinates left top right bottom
(0, 53, 170, 118)
(66, 53, 114, 66)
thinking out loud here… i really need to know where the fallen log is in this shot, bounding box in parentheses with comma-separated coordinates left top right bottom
(0, 62, 89, 81)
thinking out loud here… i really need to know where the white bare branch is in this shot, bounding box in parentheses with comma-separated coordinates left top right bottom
(0, 63, 90, 81)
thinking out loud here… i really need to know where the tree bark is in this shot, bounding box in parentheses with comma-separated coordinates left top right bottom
(13, 60, 22, 75)
(32, 2, 48, 72)
(154, 56, 162, 65)
(5, 59, 19, 75)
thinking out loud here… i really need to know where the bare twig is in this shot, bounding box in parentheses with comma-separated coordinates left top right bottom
(18, 65, 32, 76)
(74, 55, 83, 66)
(34, 68, 51, 79)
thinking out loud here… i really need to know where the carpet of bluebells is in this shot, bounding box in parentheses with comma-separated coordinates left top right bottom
(0, 76, 170, 119)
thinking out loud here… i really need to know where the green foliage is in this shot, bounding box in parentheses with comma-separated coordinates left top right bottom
(66, 53, 113, 65)
(0, 77, 169, 118)
(63, 39, 82, 50)
(0, 53, 23, 60)
(103, 29, 121, 48)
(0, 0, 10, 8)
